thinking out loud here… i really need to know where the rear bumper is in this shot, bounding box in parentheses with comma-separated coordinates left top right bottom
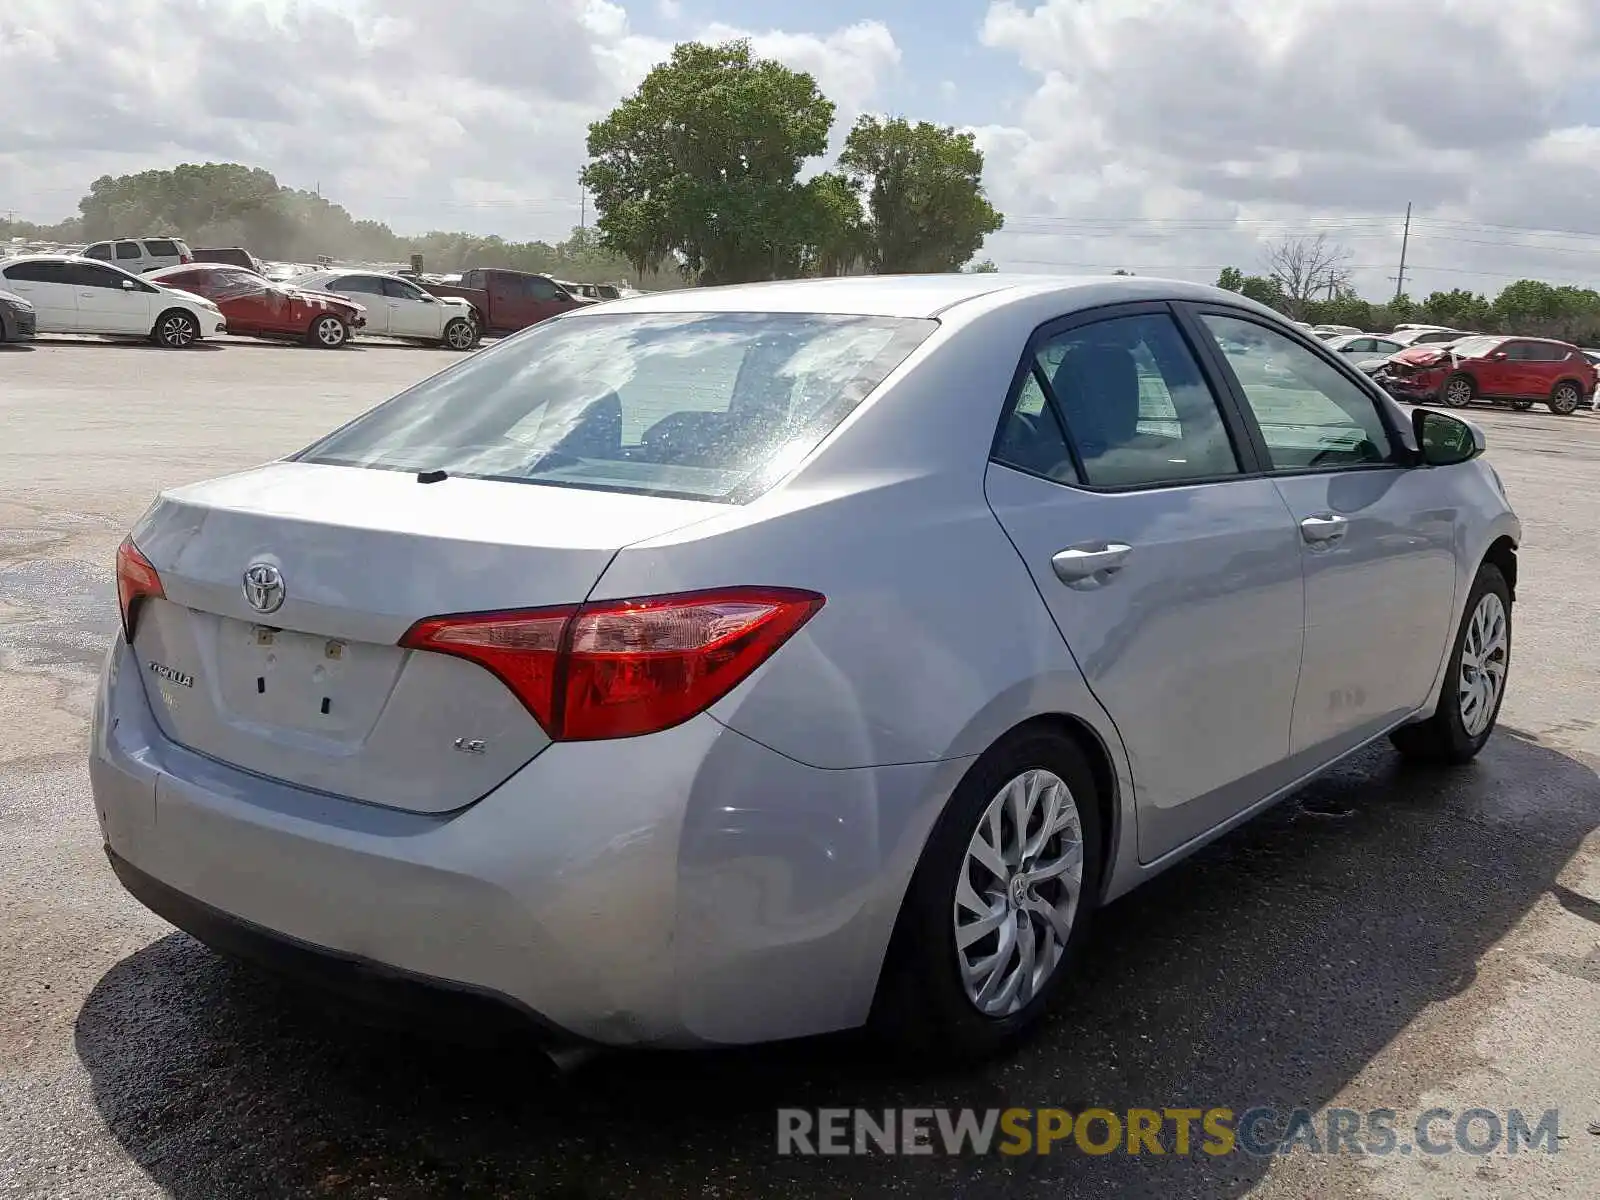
(90, 637, 957, 1047)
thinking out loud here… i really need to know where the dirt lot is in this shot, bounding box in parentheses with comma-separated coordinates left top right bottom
(0, 334, 1597, 1198)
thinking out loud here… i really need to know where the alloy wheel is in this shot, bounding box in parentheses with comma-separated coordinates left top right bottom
(954, 769, 1084, 1018)
(1458, 591, 1508, 738)
(1551, 384, 1580, 414)
(445, 320, 475, 350)
(1444, 378, 1473, 407)
(159, 314, 195, 347)
(315, 316, 346, 347)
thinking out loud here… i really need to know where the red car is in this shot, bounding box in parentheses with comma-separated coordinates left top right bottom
(1380, 334, 1597, 414)
(421, 268, 593, 335)
(146, 264, 367, 349)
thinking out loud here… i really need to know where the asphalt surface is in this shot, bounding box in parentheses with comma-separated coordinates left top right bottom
(1, 334, 1597, 1199)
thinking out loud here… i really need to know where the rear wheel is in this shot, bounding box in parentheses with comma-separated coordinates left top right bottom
(308, 314, 348, 349)
(1441, 373, 1476, 408)
(1390, 563, 1510, 765)
(871, 726, 1103, 1063)
(152, 309, 199, 349)
(442, 316, 478, 350)
(1548, 380, 1582, 415)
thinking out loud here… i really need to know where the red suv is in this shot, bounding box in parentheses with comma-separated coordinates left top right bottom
(1380, 335, 1597, 414)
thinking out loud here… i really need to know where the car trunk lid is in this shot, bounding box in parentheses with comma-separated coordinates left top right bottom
(128, 461, 722, 813)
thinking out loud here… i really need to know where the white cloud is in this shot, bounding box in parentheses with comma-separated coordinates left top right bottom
(0, 0, 899, 242)
(975, 0, 1600, 296)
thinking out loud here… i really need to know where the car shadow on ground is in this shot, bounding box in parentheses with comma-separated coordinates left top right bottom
(0, 342, 36, 351)
(74, 731, 1599, 1200)
(31, 337, 226, 352)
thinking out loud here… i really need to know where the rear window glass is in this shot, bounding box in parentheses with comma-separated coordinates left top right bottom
(296, 311, 935, 502)
(144, 239, 179, 256)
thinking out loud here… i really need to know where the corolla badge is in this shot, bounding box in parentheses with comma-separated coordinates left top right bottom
(242, 562, 286, 614)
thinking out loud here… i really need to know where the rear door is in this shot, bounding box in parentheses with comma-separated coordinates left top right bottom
(382, 276, 442, 338)
(1184, 307, 1458, 762)
(69, 262, 155, 334)
(485, 271, 532, 328)
(984, 302, 1306, 861)
(113, 240, 147, 274)
(0, 260, 79, 331)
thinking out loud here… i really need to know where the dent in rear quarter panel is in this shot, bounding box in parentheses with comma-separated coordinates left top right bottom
(589, 473, 1138, 955)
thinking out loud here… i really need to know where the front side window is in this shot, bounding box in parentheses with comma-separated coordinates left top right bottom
(1200, 313, 1393, 471)
(83, 243, 112, 261)
(331, 275, 383, 295)
(1030, 313, 1241, 488)
(69, 263, 134, 289)
(525, 276, 562, 301)
(296, 311, 935, 502)
(382, 277, 426, 300)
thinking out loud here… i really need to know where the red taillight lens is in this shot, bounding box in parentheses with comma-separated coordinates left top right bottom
(179, 253, 193, 264)
(400, 587, 824, 741)
(115, 536, 163, 640)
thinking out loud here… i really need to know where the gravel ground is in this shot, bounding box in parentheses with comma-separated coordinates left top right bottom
(0, 334, 1596, 1198)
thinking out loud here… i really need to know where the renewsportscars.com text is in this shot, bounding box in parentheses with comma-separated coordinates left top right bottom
(776, 1106, 1562, 1157)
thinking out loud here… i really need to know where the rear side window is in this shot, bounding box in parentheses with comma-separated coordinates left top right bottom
(3, 260, 71, 284)
(993, 370, 1080, 484)
(143, 239, 179, 256)
(296, 312, 935, 502)
(1019, 313, 1241, 488)
(115, 241, 142, 260)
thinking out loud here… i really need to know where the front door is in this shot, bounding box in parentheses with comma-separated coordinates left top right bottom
(984, 304, 1306, 861)
(382, 277, 442, 338)
(0, 260, 79, 331)
(1187, 308, 1459, 761)
(330, 275, 388, 334)
(70, 263, 154, 334)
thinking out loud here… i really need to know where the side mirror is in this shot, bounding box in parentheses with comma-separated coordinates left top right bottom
(121, 278, 136, 289)
(1413, 408, 1483, 466)
(1490, 351, 1507, 361)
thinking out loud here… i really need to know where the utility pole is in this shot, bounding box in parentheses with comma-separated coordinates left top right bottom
(580, 187, 587, 230)
(1394, 201, 1412, 302)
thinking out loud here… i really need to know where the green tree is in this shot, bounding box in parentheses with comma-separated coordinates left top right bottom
(1238, 275, 1283, 307)
(1217, 266, 1245, 291)
(964, 258, 999, 273)
(837, 116, 1004, 273)
(581, 40, 835, 285)
(1420, 288, 1492, 330)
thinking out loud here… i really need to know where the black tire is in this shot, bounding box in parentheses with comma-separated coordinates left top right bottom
(870, 725, 1104, 1063)
(1440, 373, 1476, 408)
(1509, 398, 1535, 411)
(442, 316, 479, 350)
(1390, 563, 1510, 765)
(152, 309, 199, 349)
(308, 313, 348, 349)
(1547, 380, 1583, 415)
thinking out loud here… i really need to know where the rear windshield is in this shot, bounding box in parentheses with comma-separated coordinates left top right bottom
(296, 311, 935, 502)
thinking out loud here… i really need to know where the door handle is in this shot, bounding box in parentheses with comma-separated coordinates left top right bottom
(1300, 513, 1348, 544)
(1051, 542, 1133, 586)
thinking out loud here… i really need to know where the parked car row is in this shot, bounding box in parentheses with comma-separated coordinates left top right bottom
(0, 252, 607, 351)
(1377, 335, 1598, 414)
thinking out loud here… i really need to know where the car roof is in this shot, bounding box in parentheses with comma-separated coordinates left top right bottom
(0, 253, 99, 264)
(583, 273, 1261, 320)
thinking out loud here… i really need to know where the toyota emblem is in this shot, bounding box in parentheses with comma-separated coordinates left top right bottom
(242, 562, 286, 614)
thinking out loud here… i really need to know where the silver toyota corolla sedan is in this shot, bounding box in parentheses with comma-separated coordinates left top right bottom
(91, 274, 1520, 1061)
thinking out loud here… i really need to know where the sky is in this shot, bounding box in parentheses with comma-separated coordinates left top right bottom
(5, 0, 1600, 300)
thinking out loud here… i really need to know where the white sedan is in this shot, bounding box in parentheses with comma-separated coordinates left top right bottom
(292, 269, 481, 349)
(0, 254, 226, 347)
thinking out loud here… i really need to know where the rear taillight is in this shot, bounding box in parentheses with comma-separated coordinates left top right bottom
(400, 587, 824, 741)
(115, 536, 164, 641)
(179, 253, 193, 264)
